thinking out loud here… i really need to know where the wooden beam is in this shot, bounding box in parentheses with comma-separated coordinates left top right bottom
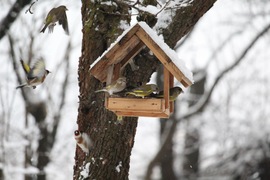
(112, 63, 121, 82)
(164, 67, 170, 110)
(106, 65, 114, 85)
(113, 110, 170, 118)
(169, 73, 174, 113)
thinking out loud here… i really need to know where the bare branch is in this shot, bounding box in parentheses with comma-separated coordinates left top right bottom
(0, 0, 32, 41)
(25, 1, 37, 14)
(7, 34, 28, 102)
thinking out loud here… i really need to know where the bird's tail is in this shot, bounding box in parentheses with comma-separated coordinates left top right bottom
(40, 24, 48, 33)
(95, 89, 107, 93)
(16, 83, 27, 89)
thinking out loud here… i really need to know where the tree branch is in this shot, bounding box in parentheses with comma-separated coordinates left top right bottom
(0, 0, 32, 41)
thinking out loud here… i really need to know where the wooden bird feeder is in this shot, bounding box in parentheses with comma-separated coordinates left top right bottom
(90, 22, 193, 118)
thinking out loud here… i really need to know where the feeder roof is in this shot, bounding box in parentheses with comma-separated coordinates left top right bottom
(90, 22, 193, 87)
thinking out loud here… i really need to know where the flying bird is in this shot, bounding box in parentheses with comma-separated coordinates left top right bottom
(40, 5, 69, 34)
(16, 59, 50, 89)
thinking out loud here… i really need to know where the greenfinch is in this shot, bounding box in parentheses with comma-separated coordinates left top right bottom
(16, 59, 50, 89)
(155, 86, 183, 101)
(95, 77, 127, 95)
(74, 130, 93, 154)
(126, 84, 159, 98)
(40, 5, 69, 34)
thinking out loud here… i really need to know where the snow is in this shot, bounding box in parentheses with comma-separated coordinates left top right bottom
(80, 162, 90, 179)
(155, 0, 193, 30)
(115, 161, 122, 173)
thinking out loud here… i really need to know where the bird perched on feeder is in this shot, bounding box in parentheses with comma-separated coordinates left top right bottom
(95, 77, 127, 95)
(126, 84, 159, 98)
(40, 5, 69, 34)
(16, 59, 50, 89)
(155, 86, 183, 101)
(74, 130, 93, 154)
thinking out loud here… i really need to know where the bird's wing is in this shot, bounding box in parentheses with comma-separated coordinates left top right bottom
(20, 60, 31, 74)
(28, 59, 46, 79)
(58, 11, 69, 34)
(45, 8, 56, 23)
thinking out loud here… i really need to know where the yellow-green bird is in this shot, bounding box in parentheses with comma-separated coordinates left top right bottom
(16, 59, 50, 89)
(95, 77, 127, 95)
(155, 87, 183, 101)
(126, 84, 159, 98)
(40, 5, 69, 34)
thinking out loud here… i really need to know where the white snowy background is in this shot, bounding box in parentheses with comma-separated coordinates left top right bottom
(1, 0, 270, 179)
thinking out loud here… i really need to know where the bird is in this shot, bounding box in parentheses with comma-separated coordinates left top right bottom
(155, 86, 183, 101)
(40, 5, 69, 34)
(95, 77, 127, 95)
(126, 84, 159, 98)
(74, 130, 93, 154)
(16, 59, 50, 89)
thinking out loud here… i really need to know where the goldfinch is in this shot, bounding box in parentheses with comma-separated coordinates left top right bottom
(74, 130, 93, 154)
(16, 59, 50, 89)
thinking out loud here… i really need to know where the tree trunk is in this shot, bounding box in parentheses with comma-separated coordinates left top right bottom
(74, 1, 138, 179)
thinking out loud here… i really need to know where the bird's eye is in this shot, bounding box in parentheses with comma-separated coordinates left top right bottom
(74, 130, 80, 135)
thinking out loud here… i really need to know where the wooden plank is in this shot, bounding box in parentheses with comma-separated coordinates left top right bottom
(135, 28, 192, 87)
(169, 73, 174, 113)
(106, 65, 114, 85)
(112, 63, 121, 82)
(164, 67, 170, 109)
(113, 110, 170, 118)
(107, 97, 165, 111)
